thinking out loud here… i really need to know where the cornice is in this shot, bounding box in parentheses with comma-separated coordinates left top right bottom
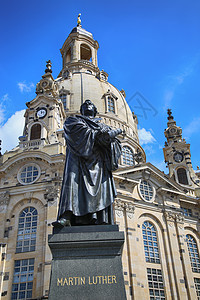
(0, 152, 65, 172)
(115, 163, 185, 193)
(113, 174, 139, 186)
(0, 181, 60, 196)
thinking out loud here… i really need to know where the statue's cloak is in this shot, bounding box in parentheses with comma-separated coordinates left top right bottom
(57, 115, 121, 222)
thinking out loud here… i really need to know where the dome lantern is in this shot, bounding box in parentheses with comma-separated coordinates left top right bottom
(59, 18, 99, 78)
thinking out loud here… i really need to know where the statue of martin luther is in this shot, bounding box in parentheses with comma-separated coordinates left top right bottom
(53, 99, 122, 227)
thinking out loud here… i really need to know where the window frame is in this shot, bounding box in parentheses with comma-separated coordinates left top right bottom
(181, 207, 192, 217)
(147, 267, 166, 300)
(186, 234, 200, 273)
(194, 278, 200, 300)
(11, 258, 35, 300)
(177, 167, 189, 185)
(142, 221, 160, 264)
(80, 43, 92, 61)
(102, 91, 118, 115)
(30, 123, 41, 140)
(107, 96, 115, 113)
(174, 166, 190, 186)
(59, 89, 70, 111)
(138, 179, 156, 203)
(16, 207, 38, 254)
(17, 163, 40, 185)
(121, 145, 135, 166)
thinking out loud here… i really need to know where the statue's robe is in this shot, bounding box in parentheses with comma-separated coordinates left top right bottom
(57, 115, 121, 225)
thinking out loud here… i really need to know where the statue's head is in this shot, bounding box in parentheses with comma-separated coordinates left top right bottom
(80, 100, 97, 117)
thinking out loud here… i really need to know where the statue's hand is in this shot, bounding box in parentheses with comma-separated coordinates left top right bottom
(96, 127, 122, 146)
(107, 128, 122, 139)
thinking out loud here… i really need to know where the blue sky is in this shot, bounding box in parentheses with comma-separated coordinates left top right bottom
(0, 0, 200, 172)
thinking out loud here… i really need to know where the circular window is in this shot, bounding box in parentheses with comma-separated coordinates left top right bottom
(139, 180, 155, 202)
(18, 164, 40, 185)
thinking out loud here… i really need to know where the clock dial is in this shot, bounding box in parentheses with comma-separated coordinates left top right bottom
(36, 108, 47, 119)
(174, 152, 183, 163)
(170, 127, 177, 134)
(42, 81, 48, 87)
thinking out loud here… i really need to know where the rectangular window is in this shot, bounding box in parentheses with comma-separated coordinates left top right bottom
(107, 97, 115, 113)
(181, 207, 192, 217)
(194, 278, 200, 300)
(11, 259, 34, 300)
(147, 268, 165, 300)
(60, 94, 67, 110)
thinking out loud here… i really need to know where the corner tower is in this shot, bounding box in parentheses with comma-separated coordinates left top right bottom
(163, 109, 200, 192)
(19, 61, 65, 151)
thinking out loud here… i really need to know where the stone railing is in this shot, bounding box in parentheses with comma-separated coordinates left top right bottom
(19, 139, 44, 149)
(78, 60, 94, 67)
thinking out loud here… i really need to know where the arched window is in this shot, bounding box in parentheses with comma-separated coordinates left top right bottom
(16, 207, 38, 253)
(80, 44, 92, 61)
(177, 168, 188, 185)
(122, 146, 134, 166)
(107, 97, 115, 113)
(66, 47, 71, 63)
(30, 124, 41, 140)
(142, 221, 160, 263)
(186, 234, 200, 273)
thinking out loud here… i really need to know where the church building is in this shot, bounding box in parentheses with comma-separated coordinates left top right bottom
(0, 18, 200, 300)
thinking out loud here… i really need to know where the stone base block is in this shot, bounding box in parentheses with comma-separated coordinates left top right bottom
(48, 225, 126, 300)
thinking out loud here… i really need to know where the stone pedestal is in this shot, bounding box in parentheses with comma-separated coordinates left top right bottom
(48, 225, 126, 300)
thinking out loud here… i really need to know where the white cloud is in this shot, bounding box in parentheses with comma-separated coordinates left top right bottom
(0, 110, 25, 153)
(163, 57, 199, 110)
(138, 128, 156, 145)
(163, 90, 174, 110)
(151, 160, 166, 172)
(2, 94, 9, 102)
(0, 94, 10, 125)
(18, 81, 34, 93)
(183, 117, 200, 140)
(143, 144, 155, 155)
(0, 103, 5, 125)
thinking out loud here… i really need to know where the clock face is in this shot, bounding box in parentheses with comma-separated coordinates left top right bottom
(174, 152, 183, 163)
(42, 81, 48, 87)
(170, 127, 177, 134)
(36, 108, 47, 119)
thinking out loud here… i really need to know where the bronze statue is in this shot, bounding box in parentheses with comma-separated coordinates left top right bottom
(53, 100, 122, 227)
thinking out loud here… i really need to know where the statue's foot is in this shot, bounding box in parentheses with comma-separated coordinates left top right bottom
(52, 218, 71, 228)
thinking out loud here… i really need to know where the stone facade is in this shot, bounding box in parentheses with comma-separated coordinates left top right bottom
(0, 23, 199, 300)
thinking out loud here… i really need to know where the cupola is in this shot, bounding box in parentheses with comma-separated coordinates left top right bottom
(59, 14, 99, 78)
